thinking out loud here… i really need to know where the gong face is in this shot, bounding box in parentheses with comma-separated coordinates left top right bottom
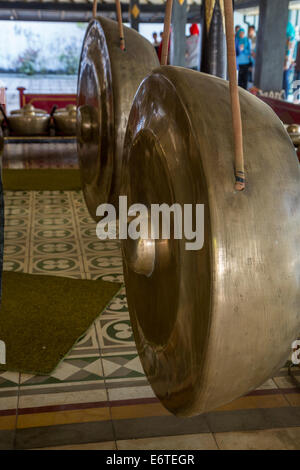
(122, 67, 300, 416)
(77, 17, 159, 220)
(77, 20, 114, 220)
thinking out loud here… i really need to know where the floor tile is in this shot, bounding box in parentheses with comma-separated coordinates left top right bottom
(18, 354, 106, 407)
(0, 414, 17, 431)
(215, 427, 300, 450)
(214, 393, 290, 411)
(108, 385, 155, 402)
(113, 415, 210, 441)
(273, 375, 298, 389)
(102, 354, 145, 381)
(205, 407, 300, 433)
(3, 187, 300, 449)
(117, 433, 218, 450)
(255, 379, 279, 391)
(284, 393, 300, 407)
(17, 406, 111, 429)
(15, 420, 115, 449)
(111, 402, 169, 421)
(0, 430, 15, 450)
(35, 441, 117, 450)
(0, 370, 19, 414)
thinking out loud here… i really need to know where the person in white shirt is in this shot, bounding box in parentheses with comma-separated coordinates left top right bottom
(186, 24, 200, 70)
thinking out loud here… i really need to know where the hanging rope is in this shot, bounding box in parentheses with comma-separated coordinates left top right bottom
(224, 0, 245, 191)
(161, 0, 173, 66)
(92, 0, 98, 18)
(115, 0, 126, 51)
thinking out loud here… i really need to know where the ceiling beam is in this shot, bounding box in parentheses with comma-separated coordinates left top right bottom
(0, 1, 164, 13)
(0, 2, 203, 23)
(234, 0, 259, 10)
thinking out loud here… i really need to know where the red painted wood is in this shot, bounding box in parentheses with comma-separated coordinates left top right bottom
(17, 87, 76, 113)
(258, 95, 300, 125)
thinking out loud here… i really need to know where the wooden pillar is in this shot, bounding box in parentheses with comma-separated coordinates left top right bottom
(201, 0, 227, 79)
(254, 0, 290, 92)
(170, 0, 188, 67)
(129, 0, 140, 32)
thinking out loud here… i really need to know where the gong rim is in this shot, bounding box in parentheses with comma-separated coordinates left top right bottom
(77, 19, 114, 220)
(77, 17, 159, 220)
(122, 66, 300, 416)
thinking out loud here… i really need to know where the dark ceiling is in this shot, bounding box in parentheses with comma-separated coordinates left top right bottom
(0, 0, 259, 23)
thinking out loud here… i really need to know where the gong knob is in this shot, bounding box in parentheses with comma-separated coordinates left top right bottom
(287, 123, 300, 134)
(123, 233, 171, 278)
(77, 105, 98, 144)
(124, 237, 156, 278)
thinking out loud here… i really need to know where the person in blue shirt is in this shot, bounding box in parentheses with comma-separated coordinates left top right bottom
(236, 28, 252, 89)
(248, 25, 256, 84)
(283, 22, 296, 99)
(235, 25, 241, 69)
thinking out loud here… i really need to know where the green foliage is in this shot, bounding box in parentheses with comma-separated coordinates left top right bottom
(15, 47, 40, 75)
(58, 39, 80, 75)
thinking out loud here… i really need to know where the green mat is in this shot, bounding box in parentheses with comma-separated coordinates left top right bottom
(3, 169, 81, 191)
(0, 272, 121, 375)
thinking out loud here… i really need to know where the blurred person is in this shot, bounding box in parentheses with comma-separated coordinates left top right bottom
(235, 25, 241, 68)
(158, 31, 171, 64)
(152, 32, 160, 55)
(235, 25, 241, 50)
(248, 25, 256, 51)
(283, 21, 296, 99)
(236, 28, 252, 89)
(235, 25, 241, 35)
(248, 25, 256, 84)
(294, 30, 300, 102)
(185, 23, 200, 70)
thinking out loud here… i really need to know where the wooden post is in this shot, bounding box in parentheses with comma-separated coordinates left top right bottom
(116, 0, 126, 51)
(161, 0, 173, 66)
(224, 0, 245, 191)
(92, 0, 97, 18)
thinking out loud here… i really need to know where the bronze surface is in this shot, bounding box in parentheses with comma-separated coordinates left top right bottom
(6, 105, 50, 136)
(54, 105, 77, 136)
(121, 67, 300, 416)
(77, 16, 159, 220)
(286, 124, 300, 147)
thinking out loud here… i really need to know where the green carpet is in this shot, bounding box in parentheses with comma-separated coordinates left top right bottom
(3, 169, 81, 191)
(0, 272, 121, 375)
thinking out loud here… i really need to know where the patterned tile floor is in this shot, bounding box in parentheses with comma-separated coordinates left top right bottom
(0, 171, 299, 448)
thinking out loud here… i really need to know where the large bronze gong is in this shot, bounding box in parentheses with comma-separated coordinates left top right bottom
(121, 66, 300, 417)
(77, 17, 159, 219)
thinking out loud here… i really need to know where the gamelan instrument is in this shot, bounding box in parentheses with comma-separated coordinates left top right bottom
(77, 9, 300, 416)
(77, 16, 159, 219)
(121, 66, 300, 415)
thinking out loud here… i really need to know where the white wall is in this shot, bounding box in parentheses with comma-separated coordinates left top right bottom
(0, 21, 86, 72)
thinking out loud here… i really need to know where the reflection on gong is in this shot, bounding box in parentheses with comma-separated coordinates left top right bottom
(121, 66, 300, 416)
(77, 17, 159, 220)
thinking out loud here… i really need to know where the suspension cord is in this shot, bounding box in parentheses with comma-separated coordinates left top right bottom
(92, 0, 97, 18)
(224, 0, 245, 191)
(161, 0, 173, 66)
(116, 0, 126, 51)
